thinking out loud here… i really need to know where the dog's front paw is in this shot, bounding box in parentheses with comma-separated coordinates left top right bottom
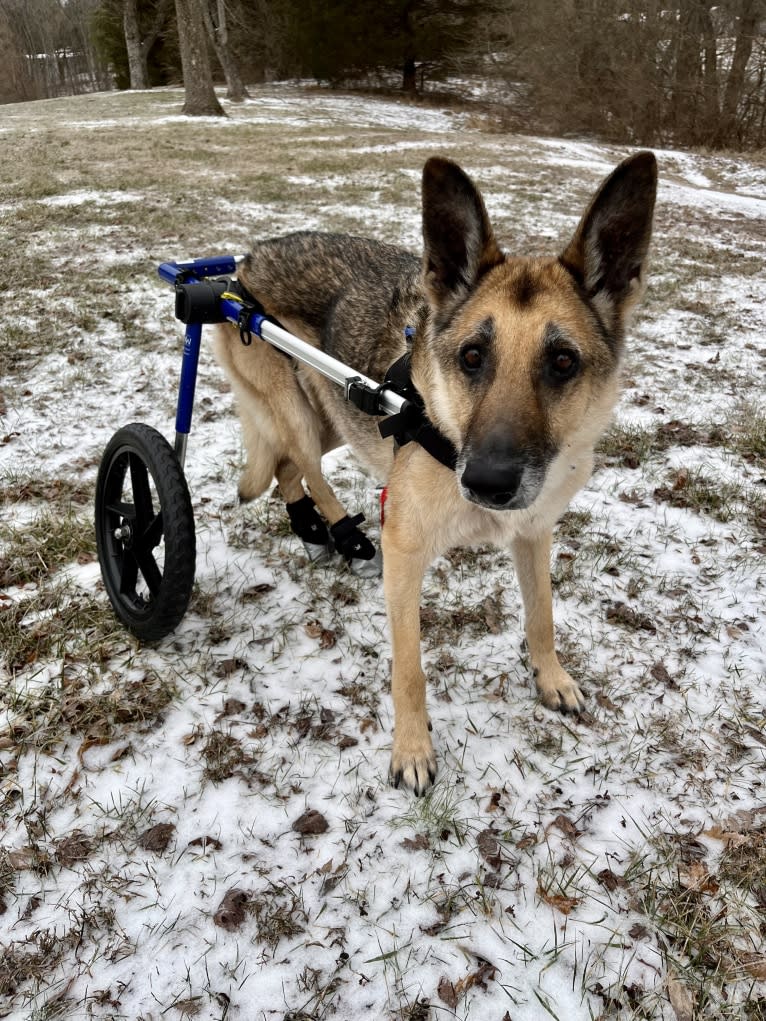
(389, 725, 436, 796)
(535, 665, 585, 714)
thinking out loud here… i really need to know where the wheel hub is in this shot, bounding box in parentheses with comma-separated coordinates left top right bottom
(114, 523, 133, 545)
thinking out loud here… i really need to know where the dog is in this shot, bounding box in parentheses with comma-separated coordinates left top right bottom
(213, 152, 657, 795)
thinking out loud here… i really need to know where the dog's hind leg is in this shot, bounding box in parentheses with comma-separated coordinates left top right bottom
(214, 325, 380, 574)
(275, 459, 333, 563)
(234, 390, 279, 504)
(272, 415, 382, 577)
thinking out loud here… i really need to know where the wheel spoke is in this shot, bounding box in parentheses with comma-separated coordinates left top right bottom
(135, 549, 163, 596)
(129, 454, 154, 529)
(119, 549, 139, 596)
(142, 511, 164, 551)
(106, 500, 136, 521)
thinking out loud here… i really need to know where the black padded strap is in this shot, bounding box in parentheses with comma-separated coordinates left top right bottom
(378, 354, 458, 472)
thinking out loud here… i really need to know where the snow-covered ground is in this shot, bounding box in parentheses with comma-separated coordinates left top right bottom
(0, 85, 765, 1020)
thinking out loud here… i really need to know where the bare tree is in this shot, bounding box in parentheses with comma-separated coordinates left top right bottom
(174, 0, 225, 114)
(490, 0, 766, 149)
(717, 0, 764, 143)
(0, 0, 111, 99)
(122, 0, 171, 90)
(0, 9, 36, 102)
(201, 0, 249, 101)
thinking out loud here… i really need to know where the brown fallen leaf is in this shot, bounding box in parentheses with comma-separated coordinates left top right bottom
(214, 888, 248, 931)
(486, 791, 502, 812)
(7, 848, 37, 871)
(182, 726, 201, 746)
(187, 835, 223, 852)
(402, 833, 430, 852)
(740, 952, 766, 980)
(172, 997, 202, 1017)
(668, 973, 694, 1021)
(241, 583, 275, 601)
(597, 868, 623, 892)
(437, 976, 458, 1009)
(304, 621, 337, 649)
(537, 884, 581, 914)
(606, 601, 656, 633)
(55, 831, 92, 866)
(218, 698, 247, 718)
(651, 661, 679, 689)
(477, 828, 503, 870)
(215, 658, 247, 678)
(320, 866, 349, 896)
(138, 823, 176, 853)
(679, 861, 719, 894)
(292, 809, 329, 835)
(550, 814, 580, 840)
(480, 592, 505, 634)
(437, 957, 497, 1008)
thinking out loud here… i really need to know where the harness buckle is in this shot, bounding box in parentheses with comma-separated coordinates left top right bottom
(238, 306, 253, 346)
(345, 377, 385, 416)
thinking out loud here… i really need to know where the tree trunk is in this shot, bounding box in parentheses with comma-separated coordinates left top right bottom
(673, 0, 706, 141)
(202, 0, 250, 101)
(718, 0, 763, 144)
(699, 3, 720, 144)
(402, 56, 416, 92)
(123, 0, 172, 91)
(123, 0, 148, 89)
(174, 0, 225, 115)
(400, 0, 417, 92)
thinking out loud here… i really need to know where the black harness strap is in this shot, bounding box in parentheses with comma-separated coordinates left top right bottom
(378, 353, 458, 472)
(223, 287, 456, 472)
(225, 278, 293, 360)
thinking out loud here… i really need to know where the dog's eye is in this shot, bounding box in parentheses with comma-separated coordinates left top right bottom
(460, 346, 483, 373)
(548, 348, 579, 382)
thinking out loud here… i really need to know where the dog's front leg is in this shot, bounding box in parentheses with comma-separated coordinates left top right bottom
(511, 532, 585, 713)
(383, 515, 435, 796)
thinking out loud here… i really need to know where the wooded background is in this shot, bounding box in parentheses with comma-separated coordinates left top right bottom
(0, 0, 764, 149)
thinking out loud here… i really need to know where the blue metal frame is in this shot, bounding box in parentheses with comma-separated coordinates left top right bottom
(157, 256, 237, 285)
(158, 256, 239, 465)
(158, 254, 407, 468)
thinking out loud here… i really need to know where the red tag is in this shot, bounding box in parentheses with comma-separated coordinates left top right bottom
(380, 486, 389, 527)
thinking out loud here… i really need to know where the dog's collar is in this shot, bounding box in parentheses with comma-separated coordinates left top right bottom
(378, 353, 458, 472)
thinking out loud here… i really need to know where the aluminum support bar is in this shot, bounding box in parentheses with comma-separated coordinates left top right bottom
(219, 299, 407, 419)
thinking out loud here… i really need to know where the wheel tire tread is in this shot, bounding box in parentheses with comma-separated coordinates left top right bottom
(95, 423, 196, 643)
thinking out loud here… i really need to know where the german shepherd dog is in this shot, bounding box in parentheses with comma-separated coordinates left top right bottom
(213, 153, 657, 794)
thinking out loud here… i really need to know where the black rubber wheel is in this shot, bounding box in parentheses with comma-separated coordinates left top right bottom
(95, 423, 195, 642)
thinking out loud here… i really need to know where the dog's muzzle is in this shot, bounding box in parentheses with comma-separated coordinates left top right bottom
(459, 455, 527, 506)
(460, 454, 529, 510)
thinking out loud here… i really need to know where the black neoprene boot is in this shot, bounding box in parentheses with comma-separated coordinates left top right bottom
(330, 513, 382, 578)
(286, 495, 332, 562)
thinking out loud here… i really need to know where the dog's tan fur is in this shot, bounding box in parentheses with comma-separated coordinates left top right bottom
(213, 154, 657, 794)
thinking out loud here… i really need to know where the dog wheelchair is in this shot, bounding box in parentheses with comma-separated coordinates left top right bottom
(94, 255, 421, 643)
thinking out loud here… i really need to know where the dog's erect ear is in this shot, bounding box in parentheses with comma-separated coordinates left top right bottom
(421, 157, 504, 318)
(560, 151, 657, 333)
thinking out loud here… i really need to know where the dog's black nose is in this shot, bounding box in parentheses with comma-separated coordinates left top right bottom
(461, 457, 524, 508)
